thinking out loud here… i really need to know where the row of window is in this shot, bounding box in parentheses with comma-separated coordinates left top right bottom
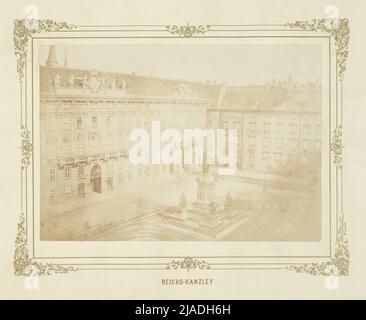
(48, 162, 170, 182)
(48, 166, 170, 200)
(47, 112, 205, 131)
(47, 142, 127, 159)
(247, 151, 314, 163)
(49, 165, 87, 181)
(49, 185, 72, 200)
(221, 121, 321, 135)
(247, 137, 321, 150)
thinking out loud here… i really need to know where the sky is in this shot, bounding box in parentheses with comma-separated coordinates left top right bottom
(39, 44, 323, 86)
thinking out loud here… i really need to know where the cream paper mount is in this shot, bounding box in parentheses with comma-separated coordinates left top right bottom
(13, 18, 349, 276)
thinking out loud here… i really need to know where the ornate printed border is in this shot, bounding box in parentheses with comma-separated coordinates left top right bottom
(13, 19, 349, 276)
(166, 257, 211, 271)
(285, 18, 350, 81)
(166, 23, 210, 38)
(14, 213, 77, 276)
(285, 18, 349, 276)
(14, 19, 76, 81)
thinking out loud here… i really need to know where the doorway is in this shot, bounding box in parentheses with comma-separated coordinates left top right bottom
(90, 164, 102, 193)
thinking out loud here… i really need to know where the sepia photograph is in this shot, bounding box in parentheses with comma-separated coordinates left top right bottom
(39, 43, 323, 242)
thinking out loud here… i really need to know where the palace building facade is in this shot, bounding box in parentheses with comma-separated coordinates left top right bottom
(207, 76, 322, 174)
(40, 53, 222, 216)
(40, 46, 321, 217)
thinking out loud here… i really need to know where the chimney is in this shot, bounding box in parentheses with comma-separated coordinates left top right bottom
(46, 45, 58, 67)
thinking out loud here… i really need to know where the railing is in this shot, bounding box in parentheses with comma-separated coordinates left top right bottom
(57, 151, 129, 167)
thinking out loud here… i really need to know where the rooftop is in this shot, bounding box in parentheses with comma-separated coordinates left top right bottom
(40, 64, 321, 112)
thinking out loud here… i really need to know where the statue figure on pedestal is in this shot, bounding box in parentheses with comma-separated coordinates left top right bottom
(110, 77, 116, 90)
(121, 78, 127, 91)
(54, 73, 61, 88)
(89, 74, 100, 93)
(68, 74, 74, 87)
(82, 74, 89, 89)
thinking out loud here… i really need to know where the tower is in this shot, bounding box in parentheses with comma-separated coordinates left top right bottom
(46, 45, 58, 67)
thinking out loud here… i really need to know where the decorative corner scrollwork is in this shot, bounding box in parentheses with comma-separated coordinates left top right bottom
(13, 19, 76, 81)
(166, 257, 210, 271)
(287, 212, 349, 276)
(166, 23, 210, 38)
(14, 213, 78, 276)
(330, 125, 343, 169)
(285, 18, 350, 81)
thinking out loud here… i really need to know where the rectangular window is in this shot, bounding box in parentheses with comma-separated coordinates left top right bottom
(65, 185, 71, 196)
(249, 136, 256, 146)
(275, 153, 282, 161)
(91, 141, 98, 155)
(77, 143, 84, 156)
(290, 139, 297, 149)
(48, 145, 56, 160)
(77, 116, 83, 129)
(233, 122, 241, 130)
(65, 166, 71, 179)
(276, 123, 284, 133)
(49, 168, 56, 181)
(302, 140, 310, 150)
(63, 119, 69, 130)
(302, 124, 310, 134)
(50, 188, 56, 200)
(92, 116, 98, 129)
(263, 137, 270, 147)
(316, 125, 321, 135)
(290, 124, 298, 134)
(249, 122, 256, 132)
(275, 138, 284, 148)
(262, 151, 270, 160)
(46, 118, 54, 130)
(106, 115, 112, 128)
(63, 145, 72, 158)
(77, 165, 84, 177)
(263, 123, 271, 133)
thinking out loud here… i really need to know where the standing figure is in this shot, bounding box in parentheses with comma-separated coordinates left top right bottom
(179, 192, 187, 210)
(54, 73, 61, 88)
(82, 74, 89, 89)
(68, 74, 74, 87)
(224, 191, 233, 212)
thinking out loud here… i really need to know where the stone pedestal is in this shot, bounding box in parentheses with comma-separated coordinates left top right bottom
(195, 174, 217, 208)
